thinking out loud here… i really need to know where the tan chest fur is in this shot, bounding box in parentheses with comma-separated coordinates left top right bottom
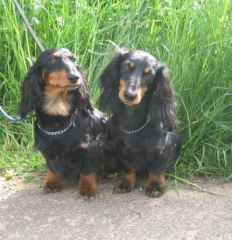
(43, 87, 70, 116)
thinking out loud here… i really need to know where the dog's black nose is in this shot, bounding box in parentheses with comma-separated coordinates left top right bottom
(69, 75, 79, 83)
(124, 90, 137, 101)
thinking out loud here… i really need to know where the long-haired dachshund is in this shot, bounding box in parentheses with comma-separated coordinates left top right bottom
(20, 48, 106, 197)
(99, 49, 181, 197)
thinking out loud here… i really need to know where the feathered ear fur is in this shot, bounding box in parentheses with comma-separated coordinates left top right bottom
(149, 65, 177, 130)
(19, 63, 42, 118)
(154, 65, 173, 99)
(99, 48, 129, 110)
(76, 73, 92, 110)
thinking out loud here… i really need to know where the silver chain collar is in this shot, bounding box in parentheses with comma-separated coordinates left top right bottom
(37, 110, 77, 136)
(120, 115, 151, 135)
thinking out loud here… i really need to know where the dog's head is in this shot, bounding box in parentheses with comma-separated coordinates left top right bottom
(99, 49, 173, 110)
(20, 48, 89, 118)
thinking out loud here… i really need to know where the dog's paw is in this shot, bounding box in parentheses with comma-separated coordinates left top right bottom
(79, 184, 97, 198)
(113, 180, 133, 194)
(43, 183, 62, 193)
(79, 175, 97, 198)
(145, 185, 165, 198)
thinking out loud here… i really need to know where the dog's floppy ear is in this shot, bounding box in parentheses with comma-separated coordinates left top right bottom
(149, 65, 177, 130)
(76, 74, 92, 110)
(154, 65, 173, 99)
(19, 63, 42, 118)
(99, 48, 129, 110)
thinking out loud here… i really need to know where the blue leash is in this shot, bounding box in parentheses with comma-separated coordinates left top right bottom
(0, 0, 45, 124)
(0, 106, 24, 124)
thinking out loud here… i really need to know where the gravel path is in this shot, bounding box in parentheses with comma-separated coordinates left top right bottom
(0, 176, 232, 240)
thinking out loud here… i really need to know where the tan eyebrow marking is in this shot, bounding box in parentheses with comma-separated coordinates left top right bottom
(125, 60, 135, 70)
(53, 52, 61, 58)
(144, 67, 152, 75)
(53, 50, 72, 58)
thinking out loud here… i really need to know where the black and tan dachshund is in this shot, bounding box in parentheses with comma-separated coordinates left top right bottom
(99, 49, 181, 197)
(20, 48, 107, 197)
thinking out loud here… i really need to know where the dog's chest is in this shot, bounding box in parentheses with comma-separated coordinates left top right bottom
(119, 127, 165, 151)
(43, 95, 71, 116)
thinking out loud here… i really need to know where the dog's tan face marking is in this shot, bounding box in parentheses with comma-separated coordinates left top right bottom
(44, 49, 82, 90)
(118, 79, 148, 107)
(144, 67, 153, 75)
(53, 52, 61, 58)
(46, 70, 71, 88)
(42, 70, 74, 116)
(125, 60, 135, 71)
(40, 49, 83, 116)
(53, 49, 71, 58)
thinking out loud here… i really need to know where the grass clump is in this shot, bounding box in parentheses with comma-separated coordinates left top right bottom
(0, 0, 232, 179)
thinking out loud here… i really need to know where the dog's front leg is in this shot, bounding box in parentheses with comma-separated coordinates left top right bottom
(44, 170, 62, 193)
(114, 169, 136, 193)
(145, 172, 166, 198)
(79, 174, 98, 197)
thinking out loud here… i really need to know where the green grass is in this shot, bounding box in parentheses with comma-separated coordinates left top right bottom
(0, 0, 232, 179)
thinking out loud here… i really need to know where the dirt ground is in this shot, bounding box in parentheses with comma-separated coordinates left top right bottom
(0, 176, 232, 240)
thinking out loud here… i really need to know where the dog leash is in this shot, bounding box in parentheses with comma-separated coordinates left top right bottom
(13, 0, 45, 52)
(0, 106, 24, 124)
(0, 0, 45, 123)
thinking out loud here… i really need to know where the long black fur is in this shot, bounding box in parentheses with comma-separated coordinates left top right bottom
(20, 49, 107, 192)
(99, 49, 181, 196)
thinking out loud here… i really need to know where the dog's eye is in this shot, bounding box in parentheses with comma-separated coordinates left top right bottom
(143, 68, 153, 76)
(126, 61, 135, 71)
